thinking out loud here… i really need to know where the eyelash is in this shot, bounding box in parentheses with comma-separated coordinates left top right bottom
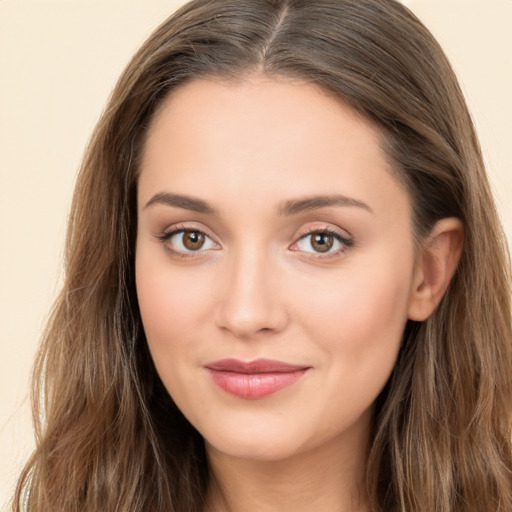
(293, 227, 354, 260)
(156, 224, 354, 260)
(156, 224, 218, 259)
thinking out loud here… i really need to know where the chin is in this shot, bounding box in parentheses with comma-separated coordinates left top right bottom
(206, 434, 303, 462)
(201, 418, 311, 462)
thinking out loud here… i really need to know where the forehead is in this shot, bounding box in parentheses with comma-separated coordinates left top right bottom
(143, 75, 382, 162)
(138, 74, 410, 223)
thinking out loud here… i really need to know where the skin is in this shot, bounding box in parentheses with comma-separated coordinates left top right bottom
(135, 74, 463, 512)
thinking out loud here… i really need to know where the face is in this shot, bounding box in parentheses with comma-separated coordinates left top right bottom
(136, 75, 418, 463)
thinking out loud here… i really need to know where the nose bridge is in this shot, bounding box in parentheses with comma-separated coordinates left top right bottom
(215, 240, 286, 337)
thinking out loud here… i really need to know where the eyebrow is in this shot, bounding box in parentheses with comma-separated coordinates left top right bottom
(144, 191, 373, 216)
(144, 192, 218, 214)
(278, 194, 373, 216)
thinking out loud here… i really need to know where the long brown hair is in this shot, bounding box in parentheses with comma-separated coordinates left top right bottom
(13, 1, 512, 510)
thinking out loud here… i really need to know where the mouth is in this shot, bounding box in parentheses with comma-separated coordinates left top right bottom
(204, 358, 311, 399)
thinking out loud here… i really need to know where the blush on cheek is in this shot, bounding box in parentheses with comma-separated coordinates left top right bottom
(136, 261, 214, 359)
(295, 268, 409, 367)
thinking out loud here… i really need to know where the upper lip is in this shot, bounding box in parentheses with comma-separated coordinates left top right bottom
(204, 358, 310, 374)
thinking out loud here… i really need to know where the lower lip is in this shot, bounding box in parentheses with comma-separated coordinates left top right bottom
(207, 369, 309, 399)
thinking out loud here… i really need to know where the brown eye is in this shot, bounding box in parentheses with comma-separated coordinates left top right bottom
(292, 229, 353, 257)
(182, 231, 205, 250)
(158, 228, 218, 255)
(310, 233, 334, 253)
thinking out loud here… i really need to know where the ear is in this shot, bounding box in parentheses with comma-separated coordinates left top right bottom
(408, 218, 464, 321)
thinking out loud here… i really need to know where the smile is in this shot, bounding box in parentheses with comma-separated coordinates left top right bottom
(204, 358, 311, 399)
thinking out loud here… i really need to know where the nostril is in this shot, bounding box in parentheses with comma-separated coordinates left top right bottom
(214, 297, 288, 339)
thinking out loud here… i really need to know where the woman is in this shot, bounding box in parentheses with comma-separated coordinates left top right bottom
(13, 0, 512, 511)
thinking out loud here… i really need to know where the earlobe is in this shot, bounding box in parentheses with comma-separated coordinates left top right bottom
(407, 218, 464, 321)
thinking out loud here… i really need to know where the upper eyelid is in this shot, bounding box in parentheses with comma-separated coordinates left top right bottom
(157, 222, 353, 248)
(295, 224, 352, 241)
(290, 230, 354, 261)
(156, 224, 219, 249)
(293, 228, 353, 247)
(161, 222, 216, 239)
(157, 226, 220, 256)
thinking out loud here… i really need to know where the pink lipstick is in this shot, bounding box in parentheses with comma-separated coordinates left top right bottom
(204, 358, 310, 399)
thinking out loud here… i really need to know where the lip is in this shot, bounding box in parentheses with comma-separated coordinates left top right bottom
(204, 358, 311, 399)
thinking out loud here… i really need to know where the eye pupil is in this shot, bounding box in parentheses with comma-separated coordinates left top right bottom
(183, 231, 205, 250)
(311, 233, 334, 252)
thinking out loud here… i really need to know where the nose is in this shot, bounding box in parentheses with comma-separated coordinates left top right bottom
(214, 246, 289, 339)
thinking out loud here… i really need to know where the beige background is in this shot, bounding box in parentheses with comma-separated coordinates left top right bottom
(1, 1, 511, 509)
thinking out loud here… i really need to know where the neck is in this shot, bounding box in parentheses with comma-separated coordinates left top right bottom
(204, 418, 371, 512)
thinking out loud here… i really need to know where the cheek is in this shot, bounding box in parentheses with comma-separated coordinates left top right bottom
(135, 263, 217, 416)
(137, 273, 206, 331)
(135, 246, 213, 369)
(292, 249, 413, 377)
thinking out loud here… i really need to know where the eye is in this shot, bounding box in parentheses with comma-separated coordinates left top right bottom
(158, 228, 219, 254)
(292, 228, 353, 257)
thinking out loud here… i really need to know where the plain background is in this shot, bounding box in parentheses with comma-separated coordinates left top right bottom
(1, 1, 511, 509)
